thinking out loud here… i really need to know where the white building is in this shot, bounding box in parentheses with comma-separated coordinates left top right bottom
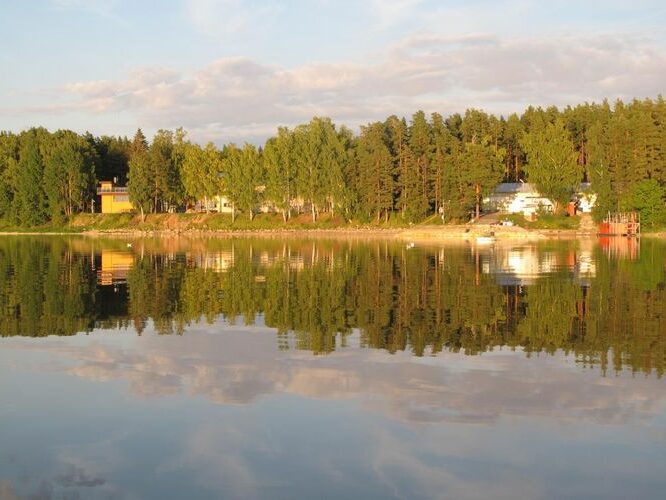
(484, 182, 554, 217)
(485, 182, 596, 217)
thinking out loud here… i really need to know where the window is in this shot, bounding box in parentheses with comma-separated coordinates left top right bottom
(114, 195, 129, 202)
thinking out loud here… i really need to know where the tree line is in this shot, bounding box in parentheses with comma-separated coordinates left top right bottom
(1, 96, 665, 226)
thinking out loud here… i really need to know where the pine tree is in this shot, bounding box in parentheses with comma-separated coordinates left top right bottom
(403, 111, 431, 221)
(0, 132, 19, 221)
(457, 142, 504, 219)
(504, 114, 525, 181)
(357, 122, 393, 221)
(130, 128, 148, 158)
(16, 133, 47, 226)
(431, 113, 455, 213)
(385, 115, 409, 217)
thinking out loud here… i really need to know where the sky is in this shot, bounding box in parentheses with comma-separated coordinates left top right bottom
(1, 0, 665, 144)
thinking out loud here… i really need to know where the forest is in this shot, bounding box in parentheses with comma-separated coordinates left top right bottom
(0, 237, 664, 376)
(0, 96, 665, 227)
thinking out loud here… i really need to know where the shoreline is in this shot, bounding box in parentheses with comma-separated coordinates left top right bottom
(0, 225, 636, 240)
(0, 212, 662, 240)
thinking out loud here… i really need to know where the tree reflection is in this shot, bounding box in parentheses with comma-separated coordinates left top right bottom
(0, 237, 664, 376)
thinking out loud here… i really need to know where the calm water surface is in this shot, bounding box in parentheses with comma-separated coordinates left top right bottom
(0, 236, 665, 499)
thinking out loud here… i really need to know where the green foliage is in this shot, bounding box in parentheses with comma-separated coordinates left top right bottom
(149, 129, 180, 212)
(456, 141, 505, 219)
(401, 111, 431, 221)
(181, 141, 223, 209)
(222, 143, 264, 221)
(293, 117, 346, 221)
(356, 122, 394, 221)
(128, 129, 152, 221)
(92, 134, 130, 184)
(1, 95, 665, 229)
(43, 131, 97, 222)
(264, 127, 297, 221)
(620, 179, 666, 227)
(506, 213, 581, 230)
(16, 133, 47, 226)
(0, 131, 19, 220)
(521, 118, 582, 211)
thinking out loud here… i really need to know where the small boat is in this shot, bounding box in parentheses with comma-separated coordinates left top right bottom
(476, 233, 496, 244)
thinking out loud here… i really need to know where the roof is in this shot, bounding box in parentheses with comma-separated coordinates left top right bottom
(493, 182, 593, 195)
(493, 182, 539, 194)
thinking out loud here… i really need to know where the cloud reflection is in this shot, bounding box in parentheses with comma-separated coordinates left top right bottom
(11, 326, 666, 426)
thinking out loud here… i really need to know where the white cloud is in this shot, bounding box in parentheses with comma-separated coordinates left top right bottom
(14, 30, 666, 144)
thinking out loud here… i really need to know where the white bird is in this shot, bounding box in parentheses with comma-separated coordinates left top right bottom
(406, 242, 415, 249)
(127, 243, 132, 248)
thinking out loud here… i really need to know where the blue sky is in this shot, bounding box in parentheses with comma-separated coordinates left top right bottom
(1, 0, 665, 144)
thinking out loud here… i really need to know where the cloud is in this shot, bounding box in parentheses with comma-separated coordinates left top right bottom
(12, 30, 666, 144)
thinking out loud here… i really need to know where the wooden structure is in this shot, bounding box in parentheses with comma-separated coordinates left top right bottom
(598, 212, 640, 237)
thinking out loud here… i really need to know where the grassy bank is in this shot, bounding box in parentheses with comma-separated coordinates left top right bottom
(504, 213, 582, 230)
(0, 212, 417, 234)
(1, 212, 663, 237)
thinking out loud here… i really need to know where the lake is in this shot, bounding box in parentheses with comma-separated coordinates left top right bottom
(0, 235, 665, 499)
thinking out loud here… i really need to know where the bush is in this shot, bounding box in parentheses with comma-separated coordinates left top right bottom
(620, 179, 666, 227)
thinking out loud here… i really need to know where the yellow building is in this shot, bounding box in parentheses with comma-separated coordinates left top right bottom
(98, 181, 133, 213)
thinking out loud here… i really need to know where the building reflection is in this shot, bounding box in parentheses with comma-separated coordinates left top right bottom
(479, 242, 600, 287)
(97, 250, 134, 286)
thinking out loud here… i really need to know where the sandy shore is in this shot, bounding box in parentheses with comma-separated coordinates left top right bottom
(1, 224, 659, 241)
(0, 224, 593, 241)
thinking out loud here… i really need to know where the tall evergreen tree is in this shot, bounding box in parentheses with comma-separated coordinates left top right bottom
(16, 133, 47, 226)
(402, 111, 431, 221)
(431, 113, 455, 213)
(385, 115, 409, 218)
(356, 122, 394, 221)
(457, 142, 505, 219)
(128, 129, 151, 221)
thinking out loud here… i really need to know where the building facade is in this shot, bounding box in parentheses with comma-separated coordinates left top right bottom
(484, 182, 555, 217)
(98, 181, 133, 214)
(485, 182, 596, 218)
